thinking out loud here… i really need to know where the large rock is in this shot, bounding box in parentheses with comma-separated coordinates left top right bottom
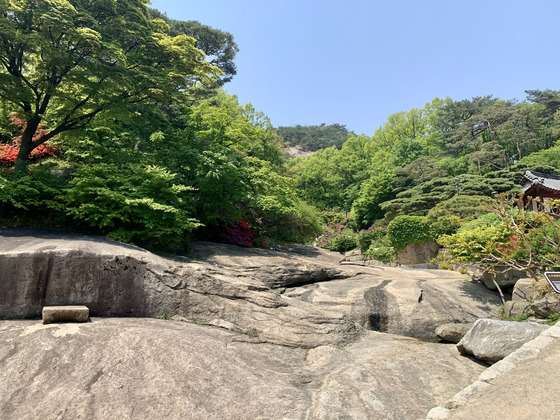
(512, 277, 535, 302)
(285, 267, 502, 341)
(396, 240, 440, 266)
(475, 269, 526, 291)
(457, 318, 550, 363)
(0, 318, 487, 420)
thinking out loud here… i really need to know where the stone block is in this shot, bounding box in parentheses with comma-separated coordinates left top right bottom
(42, 305, 89, 324)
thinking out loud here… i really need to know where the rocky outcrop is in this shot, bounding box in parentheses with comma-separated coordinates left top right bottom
(0, 318, 487, 420)
(0, 229, 358, 347)
(0, 228, 503, 344)
(286, 268, 501, 341)
(457, 319, 550, 363)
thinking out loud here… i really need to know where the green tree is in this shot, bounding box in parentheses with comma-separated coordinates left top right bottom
(380, 174, 514, 220)
(0, 0, 219, 174)
(351, 170, 395, 228)
(149, 8, 239, 92)
(277, 123, 353, 152)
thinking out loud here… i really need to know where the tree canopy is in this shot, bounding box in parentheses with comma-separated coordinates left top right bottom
(289, 92, 560, 228)
(0, 0, 219, 173)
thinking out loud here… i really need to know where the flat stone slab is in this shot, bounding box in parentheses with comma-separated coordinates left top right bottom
(42, 306, 89, 324)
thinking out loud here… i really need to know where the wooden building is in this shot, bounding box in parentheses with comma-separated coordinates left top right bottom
(520, 170, 560, 214)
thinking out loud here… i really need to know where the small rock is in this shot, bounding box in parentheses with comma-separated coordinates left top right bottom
(435, 323, 473, 343)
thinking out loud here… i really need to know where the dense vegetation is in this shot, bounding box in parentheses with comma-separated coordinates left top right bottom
(276, 123, 353, 152)
(291, 94, 560, 229)
(2, 0, 560, 276)
(0, 1, 321, 250)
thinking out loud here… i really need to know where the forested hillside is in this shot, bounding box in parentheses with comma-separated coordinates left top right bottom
(290, 93, 560, 228)
(1, 1, 560, 254)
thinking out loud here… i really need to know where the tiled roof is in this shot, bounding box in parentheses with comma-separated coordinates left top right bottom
(521, 170, 560, 193)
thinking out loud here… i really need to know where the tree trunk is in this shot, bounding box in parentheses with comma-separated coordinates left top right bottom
(14, 116, 41, 178)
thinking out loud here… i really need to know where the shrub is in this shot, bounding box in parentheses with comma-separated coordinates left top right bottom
(0, 114, 59, 165)
(64, 163, 200, 249)
(387, 215, 433, 251)
(316, 229, 357, 253)
(356, 226, 387, 253)
(253, 196, 322, 244)
(0, 165, 68, 226)
(547, 313, 560, 325)
(365, 245, 396, 262)
(437, 197, 560, 284)
(319, 210, 347, 227)
(218, 218, 255, 247)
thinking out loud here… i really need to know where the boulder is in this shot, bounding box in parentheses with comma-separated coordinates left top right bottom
(0, 318, 487, 420)
(503, 277, 534, 317)
(457, 318, 550, 363)
(531, 296, 560, 318)
(512, 277, 535, 302)
(396, 240, 440, 266)
(502, 300, 532, 318)
(475, 269, 526, 291)
(435, 323, 473, 343)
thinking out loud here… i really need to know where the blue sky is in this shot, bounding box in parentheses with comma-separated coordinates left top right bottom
(150, 0, 560, 136)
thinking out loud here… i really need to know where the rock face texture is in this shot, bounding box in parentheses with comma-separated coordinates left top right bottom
(531, 296, 560, 318)
(285, 267, 501, 341)
(0, 318, 487, 420)
(457, 318, 550, 363)
(0, 228, 502, 345)
(0, 230, 358, 347)
(0, 228, 532, 418)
